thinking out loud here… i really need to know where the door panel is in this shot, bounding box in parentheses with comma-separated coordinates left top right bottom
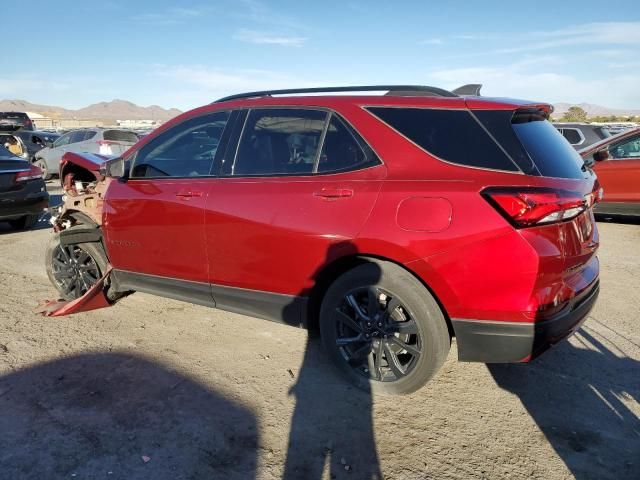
(204, 167, 385, 297)
(594, 133, 640, 203)
(103, 110, 231, 284)
(103, 179, 210, 283)
(594, 159, 640, 202)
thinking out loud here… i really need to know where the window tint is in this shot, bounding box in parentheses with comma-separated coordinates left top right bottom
(610, 135, 640, 159)
(233, 108, 327, 176)
(317, 114, 378, 173)
(53, 133, 72, 147)
(562, 128, 582, 145)
(367, 107, 519, 172)
(0, 112, 30, 128)
(70, 130, 89, 143)
(510, 110, 586, 178)
(104, 130, 139, 143)
(131, 111, 229, 178)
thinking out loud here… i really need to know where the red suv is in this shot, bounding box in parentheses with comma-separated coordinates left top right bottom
(46, 85, 601, 395)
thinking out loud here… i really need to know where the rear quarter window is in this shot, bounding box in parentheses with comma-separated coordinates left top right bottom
(103, 130, 139, 143)
(561, 128, 583, 145)
(509, 110, 586, 179)
(366, 107, 519, 172)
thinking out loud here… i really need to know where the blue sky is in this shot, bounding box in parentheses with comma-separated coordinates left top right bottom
(3, 0, 639, 111)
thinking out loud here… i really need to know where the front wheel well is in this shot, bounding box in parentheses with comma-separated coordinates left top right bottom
(306, 254, 454, 338)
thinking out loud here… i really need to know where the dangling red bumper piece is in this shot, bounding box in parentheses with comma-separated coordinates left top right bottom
(36, 267, 117, 317)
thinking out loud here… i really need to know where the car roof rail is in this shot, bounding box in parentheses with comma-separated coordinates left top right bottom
(213, 85, 459, 103)
(451, 84, 482, 96)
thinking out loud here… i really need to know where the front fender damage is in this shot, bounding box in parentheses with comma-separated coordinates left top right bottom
(36, 267, 123, 317)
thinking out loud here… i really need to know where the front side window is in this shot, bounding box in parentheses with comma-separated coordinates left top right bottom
(232, 109, 327, 176)
(131, 111, 229, 178)
(610, 135, 640, 159)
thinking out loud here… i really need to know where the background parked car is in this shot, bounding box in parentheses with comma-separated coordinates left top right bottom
(0, 112, 34, 131)
(1, 130, 60, 162)
(34, 128, 139, 179)
(553, 123, 611, 149)
(580, 127, 640, 216)
(0, 144, 48, 230)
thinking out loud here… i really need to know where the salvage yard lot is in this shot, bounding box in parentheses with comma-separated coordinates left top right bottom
(0, 184, 638, 480)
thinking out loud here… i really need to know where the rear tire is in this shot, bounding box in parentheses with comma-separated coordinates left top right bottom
(45, 229, 123, 302)
(320, 261, 450, 395)
(8, 214, 39, 230)
(34, 158, 51, 181)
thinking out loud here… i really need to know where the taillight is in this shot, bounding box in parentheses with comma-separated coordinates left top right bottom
(97, 140, 115, 155)
(482, 187, 589, 228)
(15, 164, 43, 182)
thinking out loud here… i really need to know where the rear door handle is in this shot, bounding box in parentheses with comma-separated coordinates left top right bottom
(313, 188, 353, 199)
(175, 189, 203, 199)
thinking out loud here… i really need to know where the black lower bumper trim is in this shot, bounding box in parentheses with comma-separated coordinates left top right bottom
(452, 281, 599, 363)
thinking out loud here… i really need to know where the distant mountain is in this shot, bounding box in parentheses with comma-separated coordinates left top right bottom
(0, 99, 182, 121)
(553, 102, 640, 117)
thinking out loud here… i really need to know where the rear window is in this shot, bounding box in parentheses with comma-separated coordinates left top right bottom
(0, 112, 31, 129)
(366, 107, 519, 172)
(103, 130, 138, 143)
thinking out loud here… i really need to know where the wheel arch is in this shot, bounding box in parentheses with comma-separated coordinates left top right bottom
(306, 253, 454, 338)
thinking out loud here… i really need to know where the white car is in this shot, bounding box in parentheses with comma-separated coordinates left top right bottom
(34, 128, 138, 179)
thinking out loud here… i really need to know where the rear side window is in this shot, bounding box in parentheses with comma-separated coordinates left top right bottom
(233, 109, 327, 176)
(561, 128, 583, 145)
(318, 114, 378, 173)
(104, 130, 138, 143)
(69, 130, 88, 143)
(367, 107, 519, 172)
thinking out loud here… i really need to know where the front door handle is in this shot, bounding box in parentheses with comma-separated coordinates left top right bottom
(175, 189, 203, 199)
(313, 188, 353, 199)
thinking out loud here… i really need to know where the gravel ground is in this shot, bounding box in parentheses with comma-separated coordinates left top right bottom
(0, 183, 638, 480)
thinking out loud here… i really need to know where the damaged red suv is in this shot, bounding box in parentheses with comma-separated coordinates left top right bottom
(46, 85, 601, 394)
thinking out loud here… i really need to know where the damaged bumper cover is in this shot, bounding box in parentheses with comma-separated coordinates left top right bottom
(36, 267, 122, 316)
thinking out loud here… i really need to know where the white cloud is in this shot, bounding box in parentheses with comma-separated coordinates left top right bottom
(427, 64, 640, 109)
(233, 29, 307, 47)
(496, 22, 640, 54)
(151, 64, 318, 107)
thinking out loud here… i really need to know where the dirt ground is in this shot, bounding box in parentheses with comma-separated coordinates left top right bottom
(0, 183, 638, 480)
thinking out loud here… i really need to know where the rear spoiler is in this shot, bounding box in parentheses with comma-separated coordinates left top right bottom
(452, 84, 483, 96)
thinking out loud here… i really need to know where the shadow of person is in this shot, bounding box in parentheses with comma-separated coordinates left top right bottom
(282, 242, 382, 479)
(488, 326, 639, 479)
(0, 352, 258, 479)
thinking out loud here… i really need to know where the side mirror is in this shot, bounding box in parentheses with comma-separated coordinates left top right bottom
(44, 140, 54, 148)
(593, 149, 610, 162)
(100, 157, 128, 179)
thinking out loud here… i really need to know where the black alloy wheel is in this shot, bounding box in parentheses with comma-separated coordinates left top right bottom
(320, 261, 450, 395)
(335, 287, 422, 382)
(50, 244, 101, 299)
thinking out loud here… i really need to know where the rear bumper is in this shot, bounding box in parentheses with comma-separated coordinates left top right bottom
(452, 280, 599, 363)
(0, 189, 48, 220)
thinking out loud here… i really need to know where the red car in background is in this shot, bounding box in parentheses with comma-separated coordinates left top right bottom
(45, 85, 601, 394)
(580, 127, 640, 216)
